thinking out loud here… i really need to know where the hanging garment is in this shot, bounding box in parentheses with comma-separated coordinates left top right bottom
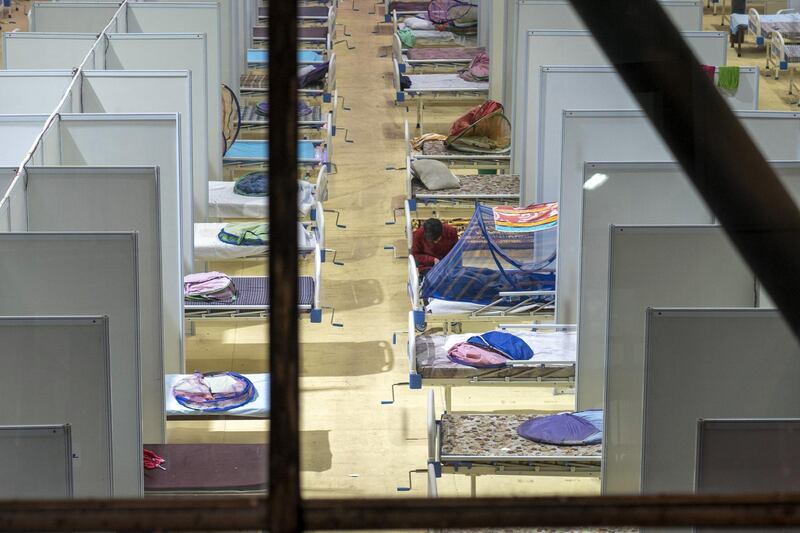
(492, 203, 559, 233)
(717, 65, 740, 91)
(517, 410, 603, 446)
(700, 64, 716, 81)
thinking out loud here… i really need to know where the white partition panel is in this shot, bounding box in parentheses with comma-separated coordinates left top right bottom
(126, 2, 222, 180)
(509, 0, 703, 146)
(104, 34, 211, 209)
(53, 114, 187, 286)
(537, 65, 758, 206)
(0, 424, 74, 498)
(575, 162, 714, 410)
(0, 116, 49, 166)
(25, 167, 174, 440)
(560, 110, 800, 330)
(601, 226, 757, 495)
(0, 236, 142, 497)
(81, 71, 200, 227)
(633, 310, 800, 514)
(30, 2, 120, 32)
(516, 30, 727, 201)
(0, 71, 73, 114)
(4, 33, 98, 69)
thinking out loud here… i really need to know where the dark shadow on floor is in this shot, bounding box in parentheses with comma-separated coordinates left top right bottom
(322, 278, 384, 310)
(301, 340, 394, 376)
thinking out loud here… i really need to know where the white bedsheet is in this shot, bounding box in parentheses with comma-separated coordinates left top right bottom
(165, 373, 270, 417)
(407, 73, 488, 91)
(207, 181, 315, 219)
(441, 331, 576, 363)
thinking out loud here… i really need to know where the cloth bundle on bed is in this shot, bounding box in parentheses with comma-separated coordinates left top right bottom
(416, 329, 576, 379)
(448, 330, 533, 367)
(172, 371, 257, 413)
(218, 222, 269, 246)
(398, 27, 456, 47)
(427, 0, 478, 31)
(517, 410, 603, 446)
(493, 203, 558, 233)
(422, 203, 556, 305)
(446, 100, 510, 153)
(184, 272, 238, 302)
(457, 50, 488, 82)
(209, 176, 315, 218)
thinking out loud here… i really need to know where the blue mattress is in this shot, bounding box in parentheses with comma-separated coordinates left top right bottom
(247, 49, 324, 65)
(224, 140, 323, 162)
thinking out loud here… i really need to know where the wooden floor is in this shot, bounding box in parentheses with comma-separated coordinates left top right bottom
(2, 1, 799, 502)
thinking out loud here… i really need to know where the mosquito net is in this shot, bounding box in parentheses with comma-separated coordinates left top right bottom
(428, 0, 478, 28)
(421, 203, 558, 305)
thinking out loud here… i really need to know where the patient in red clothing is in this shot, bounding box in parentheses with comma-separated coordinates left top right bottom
(411, 218, 458, 279)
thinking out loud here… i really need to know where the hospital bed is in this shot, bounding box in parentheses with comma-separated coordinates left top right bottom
(393, 59, 488, 129)
(193, 219, 323, 262)
(770, 30, 800, 100)
(405, 316, 576, 409)
(393, 33, 484, 73)
(239, 101, 334, 139)
(209, 168, 328, 221)
(259, 4, 336, 24)
(407, 169, 519, 217)
(425, 390, 600, 497)
(223, 138, 331, 173)
(143, 443, 267, 495)
(730, 8, 800, 57)
(407, 255, 556, 329)
(241, 53, 337, 102)
(246, 48, 328, 70)
(405, 121, 511, 170)
(382, 1, 429, 23)
(165, 373, 270, 420)
(252, 20, 334, 51)
(184, 247, 323, 323)
(392, 12, 478, 41)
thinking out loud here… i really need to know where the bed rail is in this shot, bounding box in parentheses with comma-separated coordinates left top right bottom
(393, 57, 403, 101)
(404, 119, 412, 160)
(405, 157, 414, 198)
(393, 33, 404, 70)
(315, 165, 329, 203)
(749, 8, 764, 45)
(314, 242, 322, 312)
(315, 201, 326, 252)
(326, 52, 337, 101)
(404, 199, 414, 250)
(427, 389, 438, 465)
(408, 254, 422, 315)
(407, 310, 420, 385)
(770, 29, 788, 78)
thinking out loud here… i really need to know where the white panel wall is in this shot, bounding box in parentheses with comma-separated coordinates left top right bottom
(517, 30, 727, 201)
(25, 167, 172, 445)
(104, 34, 211, 208)
(537, 65, 757, 206)
(0, 116, 48, 166)
(30, 1, 120, 32)
(0, 234, 142, 497)
(508, 0, 704, 142)
(560, 111, 800, 331)
(0, 318, 111, 497)
(0, 72, 73, 114)
(126, 2, 222, 179)
(0, 424, 74, 498)
(82, 70, 200, 233)
(636, 309, 800, 533)
(4, 33, 98, 69)
(601, 226, 757, 495)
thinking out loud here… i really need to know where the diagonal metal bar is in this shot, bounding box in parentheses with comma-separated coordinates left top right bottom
(268, 0, 301, 532)
(567, 0, 800, 343)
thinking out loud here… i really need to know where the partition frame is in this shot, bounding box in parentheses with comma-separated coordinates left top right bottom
(3, 33, 98, 70)
(0, 424, 74, 499)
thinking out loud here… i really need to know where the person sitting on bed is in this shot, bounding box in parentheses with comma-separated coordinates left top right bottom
(412, 218, 458, 278)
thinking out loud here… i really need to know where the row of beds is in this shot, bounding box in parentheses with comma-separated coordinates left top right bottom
(145, 0, 341, 496)
(731, 7, 800, 101)
(381, 4, 600, 500)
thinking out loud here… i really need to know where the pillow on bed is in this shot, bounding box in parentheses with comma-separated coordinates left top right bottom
(403, 16, 435, 30)
(411, 159, 460, 191)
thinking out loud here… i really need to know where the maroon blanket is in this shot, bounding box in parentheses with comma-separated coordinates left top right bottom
(144, 444, 267, 492)
(389, 1, 430, 11)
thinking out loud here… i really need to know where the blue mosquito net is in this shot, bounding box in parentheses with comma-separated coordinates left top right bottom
(421, 203, 557, 305)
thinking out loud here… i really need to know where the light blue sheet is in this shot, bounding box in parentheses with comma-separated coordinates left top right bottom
(224, 140, 323, 162)
(247, 49, 324, 65)
(730, 13, 749, 33)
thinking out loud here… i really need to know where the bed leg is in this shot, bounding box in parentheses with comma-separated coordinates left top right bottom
(444, 386, 453, 412)
(417, 101, 423, 130)
(470, 475, 477, 497)
(187, 321, 196, 337)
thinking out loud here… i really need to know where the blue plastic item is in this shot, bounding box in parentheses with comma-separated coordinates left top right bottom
(517, 410, 603, 446)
